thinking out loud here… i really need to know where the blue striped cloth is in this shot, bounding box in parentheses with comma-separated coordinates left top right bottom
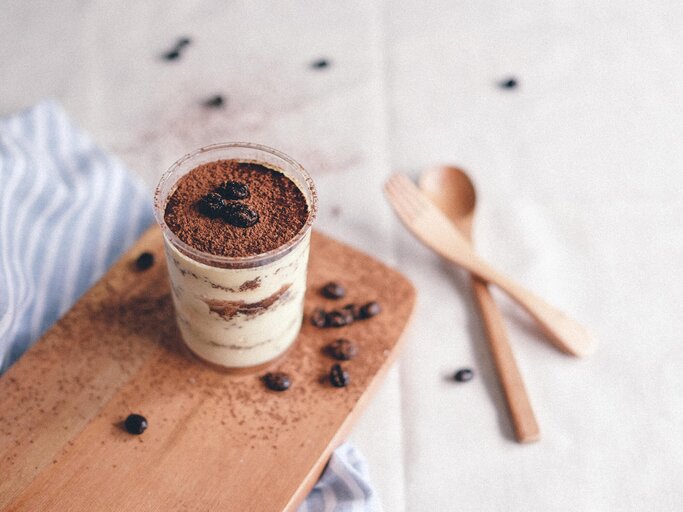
(0, 101, 380, 512)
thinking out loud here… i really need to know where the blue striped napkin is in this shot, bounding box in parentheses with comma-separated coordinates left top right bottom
(0, 101, 380, 512)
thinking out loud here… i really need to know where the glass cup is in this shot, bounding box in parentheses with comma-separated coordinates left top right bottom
(154, 143, 318, 370)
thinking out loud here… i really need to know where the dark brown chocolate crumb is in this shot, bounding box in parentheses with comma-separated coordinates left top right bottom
(204, 95, 225, 108)
(164, 160, 309, 258)
(124, 414, 148, 435)
(321, 282, 346, 300)
(359, 301, 381, 319)
(454, 368, 474, 382)
(311, 308, 328, 328)
(262, 372, 291, 391)
(134, 252, 155, 271)
(222, 202, 259, 228)
(216, 181, 249, 200)
(326, 338, 358, 361)
(329, 364, 349, 387)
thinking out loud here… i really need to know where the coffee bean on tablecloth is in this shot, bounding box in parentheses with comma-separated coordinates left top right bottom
(310, 58, 330, 70)
(454, 368, 474, 383)
(498, 77, 518, 89)
(163, 36, 192, 61)
(204, 95, 226, 109)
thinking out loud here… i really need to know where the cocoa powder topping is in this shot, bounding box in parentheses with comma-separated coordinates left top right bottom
(164, 160, 309, 257)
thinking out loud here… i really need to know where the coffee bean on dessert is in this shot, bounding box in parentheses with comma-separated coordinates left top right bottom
(454, 368, 474, 383)
(216, 180, 249, 200)
(311, 308, 328, 328)
(310, 58, 330, 69)
(124, 414, 148, 435)
(326, 309, 352, 328)
(326, 338, 358, 361)
(499, 77, 518, 89)
(342, 303, 362, 320)
(197, 192, 225, 218)
(204, 95, 225, 109)
(321, 281, 345, 300)
(329, 364, 350, 387)
(134, 252, 155, 271)
(222, 202, 259, 228)
(262, 371, 291, 391)
(359, 301, 381, 319)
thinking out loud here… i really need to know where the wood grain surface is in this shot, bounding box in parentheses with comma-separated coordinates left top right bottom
(0, 227, 415, 512)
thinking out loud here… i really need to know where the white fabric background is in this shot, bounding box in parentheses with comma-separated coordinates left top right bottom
(1, 1, 681, 510)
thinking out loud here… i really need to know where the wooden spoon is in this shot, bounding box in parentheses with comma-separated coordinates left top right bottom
(384, 173, 597, 357)
(419, 165, 540, 443)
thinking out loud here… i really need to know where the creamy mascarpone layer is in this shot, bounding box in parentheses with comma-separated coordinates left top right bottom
(164, 232, 310, 368)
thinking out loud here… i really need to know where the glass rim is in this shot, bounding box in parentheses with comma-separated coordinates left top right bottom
(153, 142, 318, 267)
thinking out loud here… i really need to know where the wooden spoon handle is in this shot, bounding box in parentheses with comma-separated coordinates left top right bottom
(425, 222, 597, 356)
(469, 257, 597, 357)
(471, 277, 540, 443)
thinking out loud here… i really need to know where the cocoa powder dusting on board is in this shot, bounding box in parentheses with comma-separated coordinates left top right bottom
(164, 160, 309, 257)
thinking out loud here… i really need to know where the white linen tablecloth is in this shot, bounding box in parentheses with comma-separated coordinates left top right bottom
(1, 1, 681, 510)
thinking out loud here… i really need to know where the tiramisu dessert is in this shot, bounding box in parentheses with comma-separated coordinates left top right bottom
(154, 143, 317, 369)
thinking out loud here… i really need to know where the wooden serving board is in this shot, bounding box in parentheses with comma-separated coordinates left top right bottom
(0, 227, 415, 511)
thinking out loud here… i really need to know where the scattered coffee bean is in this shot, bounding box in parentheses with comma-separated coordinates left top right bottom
(311, 308, 328, 328)
(197, 192, 225, 218)
(222, 202, 259, 228)
(454, 368, 474, 383)
(340, 308, 355, 324)
(163, 50, 181, 61)
(263, 371, 291, 391)
(342, 303, 362, 320)
(326, 309, 352, 328)
(134, 252, 155, 271)
(329, 364, 350, 387)
(321, 281, 346, 300)
(216, 180, 249, 200)
(163, 37, 192, 61)
(326, 338, 358, 361)
(204, 95, 225, 109)
(310, 58, 330, 70)
(124, 414, 148, 435)
(499, 77, 518, 89)
(359, 301, 381, 319)
(177, 37, 192, 48)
